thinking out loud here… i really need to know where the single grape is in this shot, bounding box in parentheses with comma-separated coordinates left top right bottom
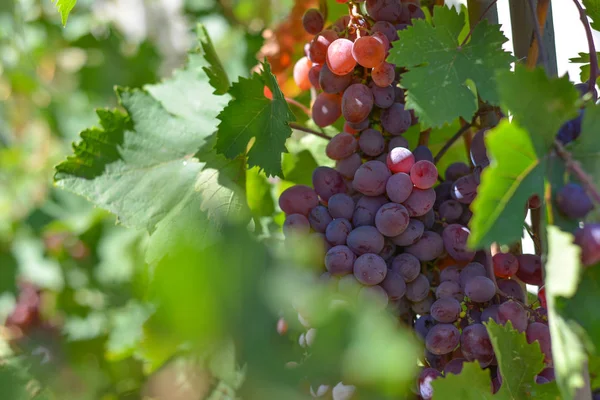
(336, 153, 362, 179)
(313, 166, 346, 201)
(319, 63, 353, 94)
(347, 225, 385, 255)
(526, 322, 552, 364)
(442, 224, 476, 262)
(413, 146, 434, 163)
(574, 224, 600, 266)
(440, 265, 461, 284)
(405, 231, 444, 261)
(469, 128, 490, 167)
(384, 173, 412, 204)
(424, 349, 450, 371)
(308, 30, 339, 64)
(366, 0, 405, 22)
(403, 188, 436, 217)
(459, 262, 486, 289)
(515, 254, 543, 286)
(328, 193, 355, 220)
(498, 300, 528, 332)
(359, 128, 386, 156)
(388, 136, 409, 151)
(412, 295, 435, 315)
(464, 276, 496, 303)
(353, 195, 387, 226)
(308, 206, 333, 233)
(438, 200, 463, 222)
(354, 253, 387, 285)
(326, 133, 358, 160)
(332, 14, 350, 31)
(389, 254, 419, 284)
(418, 368, 442, 400)
(342, 83, 374, 123)
(460, 323, 494, 367)
(375, 202, 410, 237)
(425, 323, 460, 355)
(302, 8, 325, 35)
(445, 162, 470, 181)
(415, 314, 435, 339)
(481, 305, 500, 323)
(279, 185, 319, 216)
(538, 367, 555, 382)
(387, 147, 415, 174)
(381, 103, 412, 135)
(451, 174, 479, 204)
(325, 218, 353, 246)
(371, 31, 390, 52)
(325, 245, 356, 276)
(556, 109, 584, 145)
(555, 183, 594, 219)
(352, 160, 391, 196)
(293, 57, 313, 91)
(390, 219, 423, 247)
(435, 280, 463, 302)
(497, 279, 526, 303)
(407, 2, 425, 20)
(372, 20, 399, 42)
(443, 358, 465, 376)
(371, 84, 395, 109)
(493, 253, 519, 278)
(352, 35, 386, 68)
(380, 269, 407, 300)
(431, 297, 461, 323)
(405, 274, 431, 302)
(410, 160, 439, 190)
(312, 92, 342, 127)
(308, 64, 322, 90)
(327, 38, 356, 75)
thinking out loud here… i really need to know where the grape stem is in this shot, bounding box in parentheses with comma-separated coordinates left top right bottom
(526, 0, 549, 72)
(288, 122, 331, 140)
(285, 97, 312, 117)
(554, 140, 600, 204)
(433, 122, 472, 164)
(458, 0, 499, 48)
(572, 0, 599, 94)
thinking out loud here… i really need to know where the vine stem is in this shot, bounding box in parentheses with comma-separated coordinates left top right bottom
(459, 0, 499, 47)
(289, 122, 331, 140)
(572, 0, 599, 93)
(285, 97, 312, 117)
(526, 0, 551, 69)
(433, 123, 472, 164)
(526, 0, 549, 71)
(554, 140, 600, 204)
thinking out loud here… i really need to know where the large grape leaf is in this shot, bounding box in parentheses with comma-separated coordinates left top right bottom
(55, 31, 249, 262)
(215, 61, 295, 178)
(469, 68, 579, 248)
(431, 362, 494, 400)
(387, 5, 512, 128)
(52, 0, 76, 25)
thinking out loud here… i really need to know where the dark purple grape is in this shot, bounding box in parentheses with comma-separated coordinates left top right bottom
(413, 146, 434, 163)
(371, 85, 395, 109)
(406, 274, 431, 302)
(313, 167, 346, 201)
(347, 117, 370, 131)
(352, 161, 391, 196)
(354, 253, 387, 285)
(481, 305, 499, 323)
(342, 84, 374, 123)
(425, 324, 460, 355)
(438, 200, 463, 223)
(386, 172, 413, 203)
(459, 262, 486, 289)
(442, 224, 476, 262)
(388, 136, 409, 151)
(390, 253, 421, 282)
(379, 240, 397, 261)
(279, 185, 319, 216)
(556, 109, 583, 145)
(435, 280, 463, 302)
(358, 128, 386, 156)
(372, 20, 399, 42)
(419, 368, 442, 400)
(430, 297, 461, 323)
(403, 188, 436, 217)
(555, 183, 594, 219)
(347, 225, 385, 255)
(283, 214, 311, 236)
(380, 269, 407, 300)
(451, 174, 479, 204)
(375, 202, 410, 237)
(498, 300, 528, 332)
(440, 265, 461, 284)
(381, 103, 411, 135)
(493, 253, 519, 278)
(319, 63, 352, 93)
(336, 153, 362, 179)
(325, 245, 356, 276)
(405, 231, 444, 261)
(497, 279, 526, 303)
(465, 276, 496, 303)
(417, 209, 435, 229)
(415, 315, 435, 339)
(461, 323, 494, 367)
(538, 367, 555, 382)
(526, 322, 552, 364)
(366, 0, 405, 23)
(302, 8, 325, 34)
(325, 218, 352, 246)
(412, 295, 435, 315)
(308, 206, 333, 233)
(574, 224, 600, 266)
(312, 92, 342, 127)
(443, 358, 465, 376)
(353, 195, 387, 227)
(326, 133, 358, 160)
(328, 193, 354, 220)
(434, 181, 453, 208)
(424, 349, 450, 371)
(391, 218, 424, 246)
(515, 254, 543, 286)
(459, 206, 473, 225)
(470, 128, 490, 167)
(445, 162, 471, 181)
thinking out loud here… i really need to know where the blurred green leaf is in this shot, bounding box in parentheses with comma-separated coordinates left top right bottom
(246, 167, 275, 218)
(53, 0, 77, 25)
(431, 362, 493, 400)
(570, 104, 600, 192)
(282, 149, 319, 186)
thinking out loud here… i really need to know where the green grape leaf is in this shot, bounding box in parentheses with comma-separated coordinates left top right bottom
(570, 104, 600, 191)
(431, 362, 493, 400)
(486, 320, 560, 399)
(246, 167, 275, 219)
(215, 61, 295, 177)
(387, 5, 512, 128)
(583, 0, 600, 31)
(282, 149, 319, 186)
(545, 226, 590, 399)
(0, 252, 18, 296)
(570, 52, 600, 84)
(52, 0, 76, 26)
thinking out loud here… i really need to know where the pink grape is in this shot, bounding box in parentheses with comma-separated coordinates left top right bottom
(336, 153, 362, 179)
(410, 160, 439, 189)
(293, 57, 312, 91)
(325, 245, 356, 276)
(302, 8, 325, 35)
(352, 36, 386, 68)
(381, 103, 412, 135)
(327, 38, 356, 75)
(386, 147, 415, 173)
(405, 231, 444, 261)
(442, 224, 476, 262)
(326, 133, 358, 160)
(358, 128, 385, 156)
(371, 62, 395, 87)
(347, 225, 385, 255)
(390, 253, 421, 282)
(308, 30, 338, 64)
(283, 214, 311, 236)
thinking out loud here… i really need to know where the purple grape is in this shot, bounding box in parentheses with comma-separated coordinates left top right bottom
(451, 174, 479, 204)
(515, 254, 543, 286)
(326, 133, 358, 161)
(325, 245, 356, 276)
(434, 181, 453, 208)
(347, 225, 385, 255)
(381, 103, 411, 135)
(325, 218, 353, 246)
(415, 314, 435, 339)
(313, 167, 346, 201)
(526, 322, 552, 364)
(403, 188, 436, 217)
(438, 200, 463, 223)
(413, 146, 434, 163)
(481, 305, 499, 324)
(430, 297, 461, 323)
(390, 253, 421, 282)
(336, 153, 362, 179)
(445, 162, 471, 181)
(328, 193, 355, 220)
(283, 214, 311, 236)
(391, 218, 424, 246)
(354, 253, 387, 285)
(574, 224, 600, 266)
(388, 136, 409, 151)
(347, 117, 370, 131)
(379, 239, 397, 261)
(442, 224, 476, 262)
(465, 276, 496, 303)
(319, 63, 352, 94)
(425, 324, 460, 355)
(556, 183, 594, 219)
(412, 295, 435, 315)
(352, 160, 391, 196)
(308, 206, 333, 233)
(538, 368, 555, 382)
(372, 20, 399, 42)
(461, 323, 494, 367)
(302, 8, 325, 34)
(470, 129, 490, 167)
(386, 172, 413, 203)
(375, 202, 410, 237)
(279, 185, 319, 216)
(435, 280, 463, 302)
(358, 128, 386, 156)
(419, 368, 442, 400)
(366, 0, 405, 23)
(498, 300, 528, 332)
(405, 231, 444, 261)
(417, 209, 435, 229)
(459, 262, 486, 289)
(557, 110, 584, 144)
(312, 92, 342, 127)
(497, 279, 526, 303)
(406, 274, 431, 302)
(440, 265, 461, 284)
(371, 85, 395, 109)
(342, 84, 374, 123)
(352, 195, 387, 227)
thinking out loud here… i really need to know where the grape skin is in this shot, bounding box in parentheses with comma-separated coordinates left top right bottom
(440, 265, 461, 284)
(438, 200, 463, 223)
(358, 128, 385, 157)
(352, 160, 391, 196)
(464, 276, 496, 303)
(293, 57, 312, 91)
(312, 92, 342, 127)
(390, 253, 421, 282)
(460, 323, 494, 367)
(451, 174, 479, 204)
(371, 84, 395, 109)
(319, 63, 353, 94)
(526, 322, 552, 364)
(415, 314, 435, 339)
(353, 195, 387, 226)
(308, 206, 333, 233)
(390, 218, 424, 247)
(556, 183, 594, 219)
(309, 30, 339, 64)
(386, 172, 413, 204)
(515, 254, 543, 286)
(387, 147, 415, 174)
(442, 224, 476, 262)
(430, 297, 461, 323)
(325, 218, 353, 246)
(326, 132, 358, 160)
(418, 368, 442, 400)
(435, 280, 463, 302)
(574, 224, 600, 266)
(445, 162, 470, 181)
(372, 62, 396, 87)
(443, 358, 465, 376)
(403, 188, 436, 217)
(325, 245, 356, 276)
(381, 103, 412, 135)
(312, 166, 346, 201)
(354, 253, 388, 285)
(342, 84, 374, 123)
(497, 279, 526, 303)
(302, 8, 325, 34)
(380, 269, 407, 300)
(283, 214, 311, 236)
(328, 193, 355, 220)
(279, 185, 319, 216)
(346, 225, 385, 255)
(410, 160, 438, 190)
(327, 38, 357, 75)
(493, 253, 519, 278)
(412, 295, 434, 314)
(498, 300, 528, 332)
(388, 136, 409, 151)
(336, 153, 362, 179)
(413, 146, 434, 163)
(425, 324, 460, 355)
(352, 36, 386, 68)
(405, 231, 444, 261)
(459, 262, 486, 288)
(481, 305, 499, 323)
(405, 274, 431, 302)
(375, 202, 410, 237)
